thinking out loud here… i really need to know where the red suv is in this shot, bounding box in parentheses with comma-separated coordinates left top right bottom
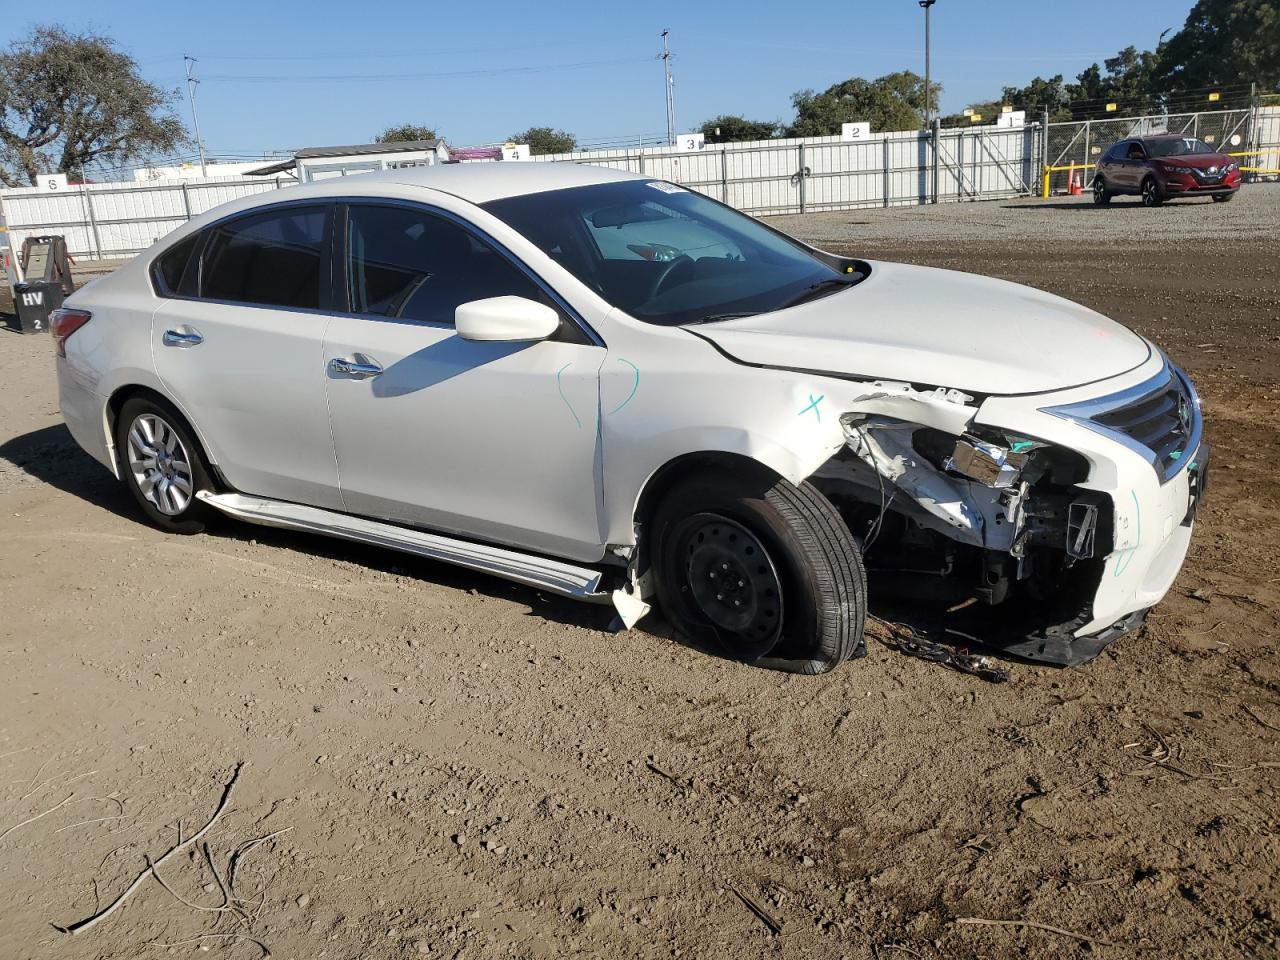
(1093, 134, 1241, 206)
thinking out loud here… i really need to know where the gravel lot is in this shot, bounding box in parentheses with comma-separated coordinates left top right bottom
(0, 184, 1277, 960)
(772, 182, 1280, 244)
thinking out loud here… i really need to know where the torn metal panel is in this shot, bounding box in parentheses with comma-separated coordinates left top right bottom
(839, 416, 987, 546)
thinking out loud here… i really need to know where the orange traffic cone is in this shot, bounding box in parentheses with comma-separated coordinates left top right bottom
(1068, 172, 1083, 195)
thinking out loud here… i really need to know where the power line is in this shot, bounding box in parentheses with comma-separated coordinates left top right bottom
(199, 56, 651, 84)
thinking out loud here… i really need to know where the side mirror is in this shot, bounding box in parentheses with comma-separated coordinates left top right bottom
(455, 296, 560, 342)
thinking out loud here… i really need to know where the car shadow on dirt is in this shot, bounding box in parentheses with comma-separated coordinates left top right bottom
(0, 423, 624, 632)
(0, 422, 140, 519)
(2, 422, 1020, 671)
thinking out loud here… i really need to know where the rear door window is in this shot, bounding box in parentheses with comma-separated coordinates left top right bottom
(199, 206, 328, 309)
(344, 204, 548, 325)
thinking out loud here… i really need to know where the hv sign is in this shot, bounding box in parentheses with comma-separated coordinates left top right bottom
(8, 282, 59, 334)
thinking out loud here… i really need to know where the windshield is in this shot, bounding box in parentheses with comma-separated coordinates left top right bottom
(1146, 138, 1216, 157)
(482, 180, 853, 326)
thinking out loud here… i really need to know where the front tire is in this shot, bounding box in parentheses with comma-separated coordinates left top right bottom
(1212, 192, 1235, 203)
(114, 396, 216, 534)
(651, 468, 866, 675)
(1141, 176, 1164, 207)
(1092, 176, 1111, 205)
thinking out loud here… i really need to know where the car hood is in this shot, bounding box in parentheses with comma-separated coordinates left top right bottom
(1156, 152, 1233, 168)
(690, 261, 1151, 395)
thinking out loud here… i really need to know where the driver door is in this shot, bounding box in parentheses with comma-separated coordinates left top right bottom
(1122, 141, 1148, 190)
(322, 202, 606, 563)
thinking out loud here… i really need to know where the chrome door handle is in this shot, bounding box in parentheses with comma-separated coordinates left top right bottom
(329, 355, 383, 380)
(162, 329, 203, 348)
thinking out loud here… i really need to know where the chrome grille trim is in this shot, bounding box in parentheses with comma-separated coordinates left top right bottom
(1041, 360, 1202, 484)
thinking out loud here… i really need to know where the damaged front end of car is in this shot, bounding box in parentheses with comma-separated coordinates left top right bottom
(808, 382, 1132, 666)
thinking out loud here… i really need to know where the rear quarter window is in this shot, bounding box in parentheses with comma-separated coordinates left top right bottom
(150, 232, 199, 296)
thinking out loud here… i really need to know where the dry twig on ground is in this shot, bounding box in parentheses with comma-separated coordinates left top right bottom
(0, 793, 76, 842)
(148, 931, 270, 957)
(955, 916, 1124, 947)
(728, 884, 782, 936)
(1242, 705, 1280, 732)
(55, 762, 243, 936)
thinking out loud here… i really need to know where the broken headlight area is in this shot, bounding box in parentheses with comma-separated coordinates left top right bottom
(812, 415, 1116, 665)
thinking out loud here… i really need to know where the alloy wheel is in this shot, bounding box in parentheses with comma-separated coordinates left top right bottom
(1142, 179, 1160, 206)
(126, 413, 194, 516)
(679, 513, 784, 657)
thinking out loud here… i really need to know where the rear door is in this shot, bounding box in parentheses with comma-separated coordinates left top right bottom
(152, 202, 343, 509)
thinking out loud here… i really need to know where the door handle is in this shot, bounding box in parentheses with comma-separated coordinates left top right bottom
(329, 355, 383, 380)
(162, 328, 203, 348)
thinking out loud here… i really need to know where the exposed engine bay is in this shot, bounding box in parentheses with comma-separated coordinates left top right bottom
(808, 384, 1127, 666)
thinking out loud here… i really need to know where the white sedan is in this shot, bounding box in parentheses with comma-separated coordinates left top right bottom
(52, 163, 1206, 673)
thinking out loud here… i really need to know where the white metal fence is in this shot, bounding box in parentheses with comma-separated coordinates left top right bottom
(0, 174, 291, 262)
(4, 105, 1275, 262)
(528, 125, 1040, 215)
(0, 124, 1042, 260)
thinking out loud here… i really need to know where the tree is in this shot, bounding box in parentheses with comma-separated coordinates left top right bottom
(1158, 0, 1280, 93)
(0, 26, 187, 186)
(786, 71, 937, 137)
(510, 126, 576, 155)
(700, 115, 780, 143)
(1001, 75, 1073, 120)
(375, 123, 439, 144)
(940, 100, 1005, 127)
(968, 47, 1163, 124)
(1069, 46, 1163, 115)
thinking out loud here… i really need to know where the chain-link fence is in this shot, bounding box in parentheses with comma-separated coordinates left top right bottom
(1043, 106, 1280, 195)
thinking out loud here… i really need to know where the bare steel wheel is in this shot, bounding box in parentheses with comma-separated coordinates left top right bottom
(114, 395, 215, 534)
(127, 413, 193, 515)
(679, 513, 784, 658)
(651, 465, 867, 674)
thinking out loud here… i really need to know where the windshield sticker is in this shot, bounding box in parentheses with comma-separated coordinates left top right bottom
(647, 181, 685, 194)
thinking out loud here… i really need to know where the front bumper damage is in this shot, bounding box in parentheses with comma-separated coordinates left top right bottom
(808, 357, 1205, 666)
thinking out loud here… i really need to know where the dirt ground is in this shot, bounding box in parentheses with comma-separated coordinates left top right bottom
(0, 188, 1277, 960)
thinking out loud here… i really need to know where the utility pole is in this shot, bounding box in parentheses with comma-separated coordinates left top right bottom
(184, 56, 208, 178)
(660, 30, 676, 148)
(919, 1, 936, 128)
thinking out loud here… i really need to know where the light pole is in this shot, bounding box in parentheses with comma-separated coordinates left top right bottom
(919, 0, 936, 128)
(660, 30, 676, 148)
(184, 56, 208, 178)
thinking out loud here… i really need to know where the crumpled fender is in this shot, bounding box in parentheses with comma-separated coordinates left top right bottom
(603, 332, 980, 547)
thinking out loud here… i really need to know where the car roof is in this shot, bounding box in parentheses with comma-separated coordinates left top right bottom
(347, 161, 648, 204)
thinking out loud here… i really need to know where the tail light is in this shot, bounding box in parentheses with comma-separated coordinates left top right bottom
(50, 308, 91, 357)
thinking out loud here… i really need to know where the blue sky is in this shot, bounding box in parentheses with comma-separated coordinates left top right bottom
(8, 0, 1197, 162)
